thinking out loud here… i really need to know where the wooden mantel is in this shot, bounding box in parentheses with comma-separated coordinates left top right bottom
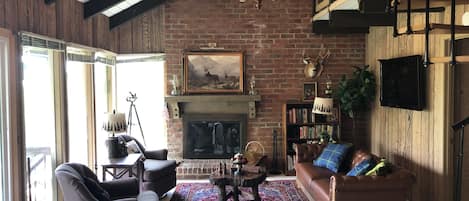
(165, 95, 261, 119)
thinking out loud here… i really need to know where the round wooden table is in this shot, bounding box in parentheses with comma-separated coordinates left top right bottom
(209, 170, 266, 201)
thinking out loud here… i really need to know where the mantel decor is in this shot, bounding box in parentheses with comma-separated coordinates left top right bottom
(165, 95, 261, 119)
(183, 51, 244, 94)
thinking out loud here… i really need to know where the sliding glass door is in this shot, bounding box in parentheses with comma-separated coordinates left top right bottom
(21, 47, 62, 201)
(65, 47, 95, 167)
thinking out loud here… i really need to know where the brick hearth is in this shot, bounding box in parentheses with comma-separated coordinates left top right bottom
(176, 159, 232, 179)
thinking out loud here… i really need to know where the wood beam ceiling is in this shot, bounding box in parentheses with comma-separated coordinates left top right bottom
(109, 0, 165, 29)
(84, 0, 126, 19)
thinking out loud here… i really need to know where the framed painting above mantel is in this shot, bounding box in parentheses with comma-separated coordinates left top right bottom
(183, 51, 244, 94)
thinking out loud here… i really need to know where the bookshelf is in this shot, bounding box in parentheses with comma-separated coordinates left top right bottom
(282, 101, 341, 176)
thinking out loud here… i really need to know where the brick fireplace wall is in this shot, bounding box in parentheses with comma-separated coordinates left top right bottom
(164, 0, 367, 176)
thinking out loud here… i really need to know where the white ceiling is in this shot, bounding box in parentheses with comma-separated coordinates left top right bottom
(76, 0, 143, 17)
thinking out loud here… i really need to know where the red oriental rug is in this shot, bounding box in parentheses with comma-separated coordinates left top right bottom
(170, 180, 309, 201)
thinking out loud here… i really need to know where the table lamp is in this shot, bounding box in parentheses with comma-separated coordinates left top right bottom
(312, 97, 333, 115)
(312, 97, 334, 143)
(103, 110, 127, 158)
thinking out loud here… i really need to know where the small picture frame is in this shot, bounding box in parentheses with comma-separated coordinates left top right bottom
(302, 82, 317, 102)
(327, 108, 339, 123)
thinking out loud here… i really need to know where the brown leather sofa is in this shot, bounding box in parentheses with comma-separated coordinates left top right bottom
(295, 143, 415, 201)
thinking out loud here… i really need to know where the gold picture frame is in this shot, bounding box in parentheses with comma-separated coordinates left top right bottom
(302, 82, 318, 102)
(183, 51, 244, 94)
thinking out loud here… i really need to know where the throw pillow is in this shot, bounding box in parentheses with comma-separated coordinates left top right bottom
(126, 140, 140, 154)
(365, 159, 392, 176)
(83, 177, 111, 201)
(346, 158, 374, 176)
(313, 143, 351, 173)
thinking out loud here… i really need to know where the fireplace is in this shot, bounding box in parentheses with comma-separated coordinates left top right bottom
(183, 114, 247, 159)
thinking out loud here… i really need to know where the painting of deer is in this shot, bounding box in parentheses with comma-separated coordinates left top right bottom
(184, 52, 244, 94)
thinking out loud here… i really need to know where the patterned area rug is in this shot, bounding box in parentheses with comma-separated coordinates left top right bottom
(170, 180, 308, 201)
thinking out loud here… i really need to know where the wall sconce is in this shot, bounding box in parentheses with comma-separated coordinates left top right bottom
(303, 45, 331, 79)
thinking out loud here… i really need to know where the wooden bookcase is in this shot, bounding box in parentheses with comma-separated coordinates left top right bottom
(282, 101, 341, 176)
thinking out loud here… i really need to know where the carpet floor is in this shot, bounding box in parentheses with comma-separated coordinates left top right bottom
(170, 180, 308, 201)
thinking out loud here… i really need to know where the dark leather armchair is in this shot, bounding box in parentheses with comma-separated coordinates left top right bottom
(118, 135, 177, 197)
(55, 163, 158, 201)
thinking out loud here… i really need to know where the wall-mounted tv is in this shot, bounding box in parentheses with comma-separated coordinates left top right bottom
(379, 55, 425, 110)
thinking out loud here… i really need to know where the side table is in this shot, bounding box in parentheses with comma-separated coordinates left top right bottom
(209, 170, 266, 201)
(101, 153, 143, 181)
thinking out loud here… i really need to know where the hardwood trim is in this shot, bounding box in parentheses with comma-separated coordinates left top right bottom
(0, 27, 22, 201)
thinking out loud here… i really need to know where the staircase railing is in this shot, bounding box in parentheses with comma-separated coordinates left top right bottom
(452, 116, 469, 201)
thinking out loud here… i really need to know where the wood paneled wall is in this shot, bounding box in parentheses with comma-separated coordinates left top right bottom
(366, 4, 469, 201)
(0, 0, 164, 53)
(0, 1, 164, 200)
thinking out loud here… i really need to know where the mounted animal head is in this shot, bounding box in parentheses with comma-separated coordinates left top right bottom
(303, 46, 331, 79)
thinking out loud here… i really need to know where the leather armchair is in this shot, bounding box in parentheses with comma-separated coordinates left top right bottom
(55, 163, 158, 201)
(118, 135, 177, 197)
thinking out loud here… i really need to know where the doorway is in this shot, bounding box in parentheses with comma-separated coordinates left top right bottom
(453, 38, 469, 201)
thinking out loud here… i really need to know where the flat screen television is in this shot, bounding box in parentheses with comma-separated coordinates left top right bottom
(379, 55, 425, 110)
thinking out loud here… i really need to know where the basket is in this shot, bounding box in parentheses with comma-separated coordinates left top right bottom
(244, 141, 266, 166)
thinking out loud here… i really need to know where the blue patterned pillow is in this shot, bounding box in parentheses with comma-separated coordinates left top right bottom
(346, 158, 374, 176)
(313, 143, 351, 172)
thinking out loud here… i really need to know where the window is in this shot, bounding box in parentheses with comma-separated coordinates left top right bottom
(115, 55, 167, 149)
(65, 47, 95, 166)
(21, 47, 62, 201)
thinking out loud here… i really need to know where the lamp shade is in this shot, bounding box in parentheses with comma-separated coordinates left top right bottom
(312, 97, 333, 115)
(103, 111, 127, 134)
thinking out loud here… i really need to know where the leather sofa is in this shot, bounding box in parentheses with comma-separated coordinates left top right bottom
(55, 163, 158, 201)
(118, 135, 177, 197)
(295, 143, 415, 201)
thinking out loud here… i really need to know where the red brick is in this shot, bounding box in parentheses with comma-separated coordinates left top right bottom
(164, 0, 367, 168)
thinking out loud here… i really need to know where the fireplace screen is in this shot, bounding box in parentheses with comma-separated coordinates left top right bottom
(183, 114, 246, 159)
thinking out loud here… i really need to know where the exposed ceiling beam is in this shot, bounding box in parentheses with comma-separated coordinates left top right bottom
(45, 0, 55, 4)
(109, 0, 165, 30)
(329, 10, 394, 28)
(84, 0, 126, 19)
(312, 20, 369, 34)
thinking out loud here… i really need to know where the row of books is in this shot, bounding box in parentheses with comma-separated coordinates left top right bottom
(286, 154, 297, 171)
(287, 108, 315, 124)
(297, 125, 335, 139)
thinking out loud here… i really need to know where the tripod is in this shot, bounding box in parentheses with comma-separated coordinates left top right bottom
(126, 92, 146, 146)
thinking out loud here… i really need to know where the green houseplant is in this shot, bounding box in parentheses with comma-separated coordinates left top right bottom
(334, 65, 376, 143)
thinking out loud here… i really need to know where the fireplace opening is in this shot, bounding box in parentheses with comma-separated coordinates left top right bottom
(183, 114, 247, 159)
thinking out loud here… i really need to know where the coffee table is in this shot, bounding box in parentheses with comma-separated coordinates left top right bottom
(209, 169, 266, 201)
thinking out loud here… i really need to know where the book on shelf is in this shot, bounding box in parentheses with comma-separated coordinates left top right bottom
(299, 126, 316, 139)
(288, 107, 314, 124)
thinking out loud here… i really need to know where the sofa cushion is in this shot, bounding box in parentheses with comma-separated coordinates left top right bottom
(143, 160, 177, 181)
(349, 149, 373, 169)
(296, 163, 335, 181)
(313, 143, 351, 172)
(346, 158, 374, 176)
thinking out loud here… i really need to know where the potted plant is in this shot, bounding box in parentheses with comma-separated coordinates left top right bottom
(334, 65, 376, 144)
